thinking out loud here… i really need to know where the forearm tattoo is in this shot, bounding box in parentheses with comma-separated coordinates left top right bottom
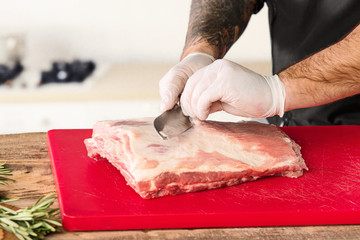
(184, 0, 257, 58)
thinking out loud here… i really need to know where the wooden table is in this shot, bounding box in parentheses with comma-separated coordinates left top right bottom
(1, 132, 360, 240)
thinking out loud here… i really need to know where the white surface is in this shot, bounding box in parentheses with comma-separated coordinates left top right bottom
(0, 0, 271, 65)
(0, 100, 268, 134)
(0, 0, 272, 134)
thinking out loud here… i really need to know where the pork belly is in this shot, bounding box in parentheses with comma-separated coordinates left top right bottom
(84, 118, 307, 199)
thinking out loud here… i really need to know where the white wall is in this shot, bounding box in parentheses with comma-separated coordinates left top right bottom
(0, 0, 271, 65)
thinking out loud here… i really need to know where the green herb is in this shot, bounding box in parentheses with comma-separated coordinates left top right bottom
(0, 193, 62, 240)
(0, 162, 15, 185)
(0, 162, 62, 239)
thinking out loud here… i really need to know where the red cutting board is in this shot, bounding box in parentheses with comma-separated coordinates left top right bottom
(47, 126, 360, 231)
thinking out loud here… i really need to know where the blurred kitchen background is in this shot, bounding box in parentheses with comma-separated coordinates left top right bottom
(0, 0, 271, 134)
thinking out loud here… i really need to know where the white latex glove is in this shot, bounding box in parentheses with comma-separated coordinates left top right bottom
(159, 52, 215, 112)
(180, 59, 286, 120)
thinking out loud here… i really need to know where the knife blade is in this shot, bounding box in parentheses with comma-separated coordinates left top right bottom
(153, 103, 193, 140)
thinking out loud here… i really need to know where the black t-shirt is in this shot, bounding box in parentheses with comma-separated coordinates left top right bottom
(253, 0, 360, 126)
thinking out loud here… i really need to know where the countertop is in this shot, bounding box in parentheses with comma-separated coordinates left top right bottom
(0, 61, 272, 103)
(1, 132, 360, 239)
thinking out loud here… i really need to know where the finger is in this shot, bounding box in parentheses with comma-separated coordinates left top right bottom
(189, 64, 218, 118)
(197, 83, 254, 118)
(208, 101, 224, 114)
(159, 84, 180, 112)
(159, 69, 188, 111)
(192, 60, 224, 120)
(180, 67, 207, 117)
(196, 83, 223, 120)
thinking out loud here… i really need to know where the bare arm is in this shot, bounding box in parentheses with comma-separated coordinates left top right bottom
(281, 24, 360, 111)
(181, 0, 257, 60)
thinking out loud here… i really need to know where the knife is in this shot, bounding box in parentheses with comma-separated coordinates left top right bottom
(153, 103, 193, 140)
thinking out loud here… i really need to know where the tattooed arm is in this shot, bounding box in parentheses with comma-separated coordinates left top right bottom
(159, 0, 258, 111)
(181, 0, 257, 60)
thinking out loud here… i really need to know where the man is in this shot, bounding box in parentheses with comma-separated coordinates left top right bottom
(159, 0, 360, 126)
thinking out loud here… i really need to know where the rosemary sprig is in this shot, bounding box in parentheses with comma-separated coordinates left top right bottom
(0, 162, 15, 185)
(0, 162, 62, 239)
(0, 193, 62, 240)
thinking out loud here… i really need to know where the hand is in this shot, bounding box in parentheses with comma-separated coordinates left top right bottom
(159, 52, 215, 112)
(180, 59, 286, 120)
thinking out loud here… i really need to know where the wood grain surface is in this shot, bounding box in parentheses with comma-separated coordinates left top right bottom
(1, 132, 360, 240)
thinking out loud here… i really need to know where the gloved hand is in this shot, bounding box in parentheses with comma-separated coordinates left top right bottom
(159, 52, 215, 112)
(180, 59, 286, 120)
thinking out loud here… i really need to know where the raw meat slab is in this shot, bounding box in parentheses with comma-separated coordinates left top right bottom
(84, 119, 307, 199)
(47, 125, 360, 231)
